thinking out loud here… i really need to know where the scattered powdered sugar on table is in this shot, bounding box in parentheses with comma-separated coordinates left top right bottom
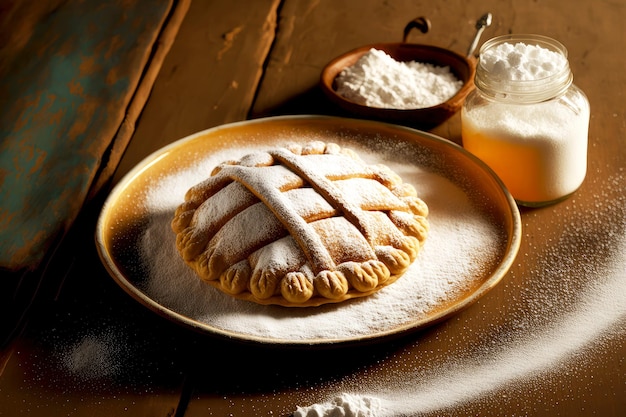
(136, 142, 503, 343)
(335, 48, 463, 109)
(310, 242, 626, 416)
(62, 331, 123, 381)
(293, 393, 381, 417)
(293, 177, 626, 416)
(293, 260, 626, 417)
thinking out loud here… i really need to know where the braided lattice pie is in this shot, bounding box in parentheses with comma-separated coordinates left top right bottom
(171, 141, 429, 307)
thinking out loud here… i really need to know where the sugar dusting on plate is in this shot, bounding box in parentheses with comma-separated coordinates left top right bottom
(136, 140, 505, 342)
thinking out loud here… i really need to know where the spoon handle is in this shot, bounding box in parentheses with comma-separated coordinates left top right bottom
(467, 13, 493, 57)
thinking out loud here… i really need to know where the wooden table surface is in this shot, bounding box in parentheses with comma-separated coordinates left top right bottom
(2, 0, 625, 415)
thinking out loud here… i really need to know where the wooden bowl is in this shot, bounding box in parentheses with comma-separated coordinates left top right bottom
(320, 42, 476, 128)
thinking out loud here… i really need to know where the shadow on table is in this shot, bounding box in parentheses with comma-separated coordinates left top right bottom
(2, 195, 426, 399)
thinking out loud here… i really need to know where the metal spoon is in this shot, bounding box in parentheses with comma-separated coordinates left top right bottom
(467, 12, 493, 57)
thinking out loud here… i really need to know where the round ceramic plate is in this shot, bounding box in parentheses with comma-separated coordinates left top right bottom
(96, 115, 521, 346)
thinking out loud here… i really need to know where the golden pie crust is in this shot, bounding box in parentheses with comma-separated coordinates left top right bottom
(171, 141, 429, 307)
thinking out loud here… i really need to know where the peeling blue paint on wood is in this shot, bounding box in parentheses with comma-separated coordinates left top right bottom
(0, 0, 175, 271)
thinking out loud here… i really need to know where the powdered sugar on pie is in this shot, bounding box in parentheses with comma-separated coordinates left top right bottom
(171, 141, 429, 306)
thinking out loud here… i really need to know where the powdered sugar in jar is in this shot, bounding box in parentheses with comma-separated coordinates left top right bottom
(461, 34, 590, 207)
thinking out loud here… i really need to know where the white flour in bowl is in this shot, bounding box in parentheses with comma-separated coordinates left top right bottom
(335, 48, 463, 109)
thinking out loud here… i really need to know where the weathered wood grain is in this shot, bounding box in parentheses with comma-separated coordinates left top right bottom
(0, 0, 183, 272)
(2, 0, 625, 416)
(112, 0, 282, 182)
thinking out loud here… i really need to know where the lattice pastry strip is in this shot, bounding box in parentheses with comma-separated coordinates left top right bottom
(171, 141, 429, 306)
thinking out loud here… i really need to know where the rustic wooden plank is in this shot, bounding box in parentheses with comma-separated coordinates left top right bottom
(0, 0, 183, 272)
(88, 0, 191, 201)
(0, 0, 191, 365)
(111, 0, 282, 182)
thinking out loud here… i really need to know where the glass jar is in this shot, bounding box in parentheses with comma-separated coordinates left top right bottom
(461, 34, 590, 207)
